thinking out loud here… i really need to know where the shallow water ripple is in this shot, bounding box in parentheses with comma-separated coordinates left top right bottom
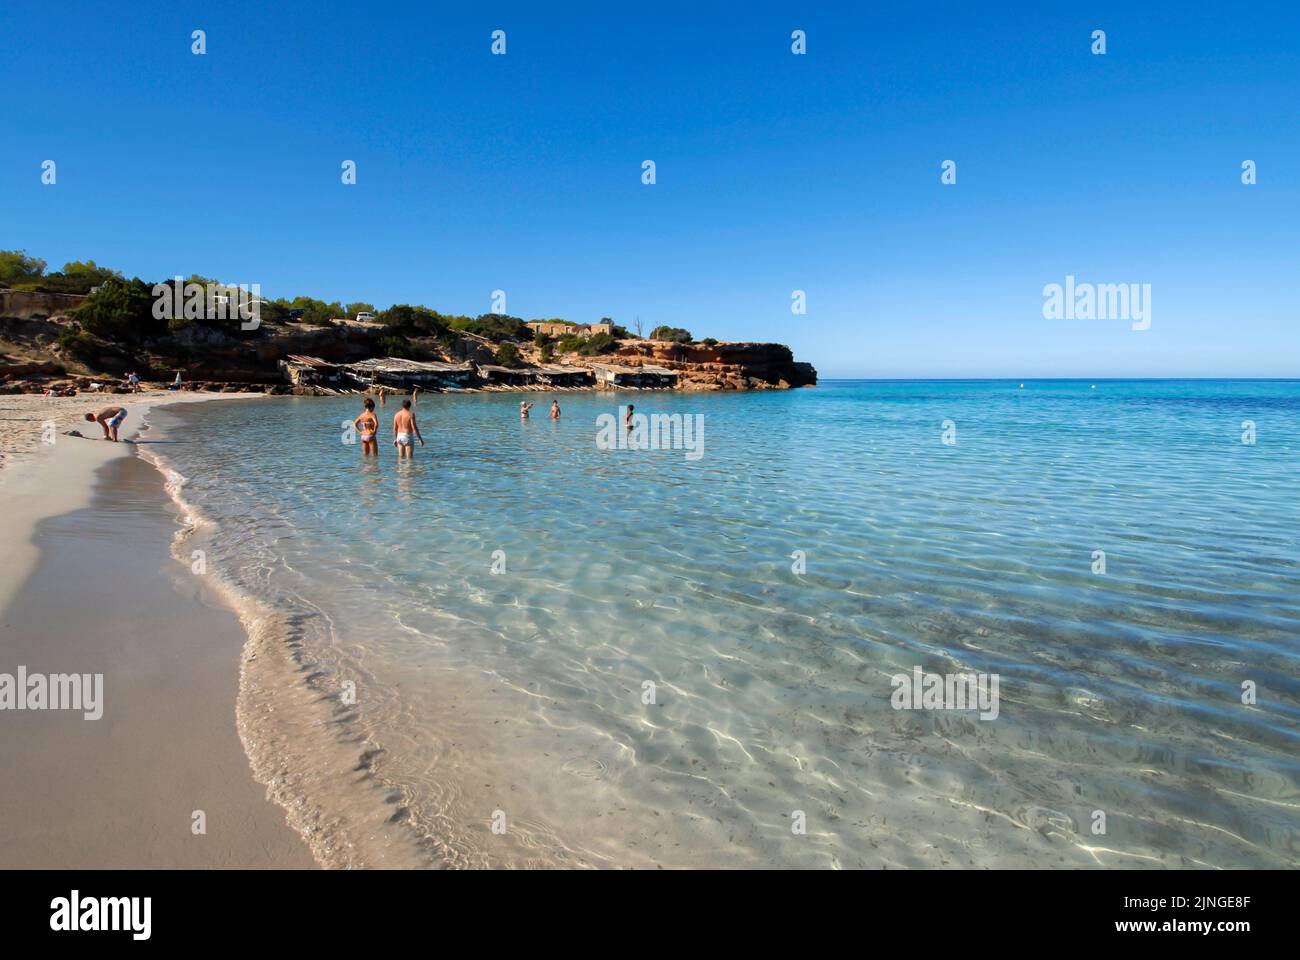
(146, 381, 1300, 868)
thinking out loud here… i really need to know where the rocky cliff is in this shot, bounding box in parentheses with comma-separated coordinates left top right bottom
(0, 291, 816, 393)
(0, 290, 88, 320)
(605, 340, 817, 390)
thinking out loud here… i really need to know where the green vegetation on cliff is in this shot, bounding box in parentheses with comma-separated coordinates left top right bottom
(648, 325, 692, 343)
(495, 342, 524, 368)
(0, 251, 123, 295)
(2, 249, 761, 391)
(557, 331, 619, 356)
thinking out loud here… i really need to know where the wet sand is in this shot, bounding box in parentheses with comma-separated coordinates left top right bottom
(0, 391, 240, 612)
(0, 394, 314, 868)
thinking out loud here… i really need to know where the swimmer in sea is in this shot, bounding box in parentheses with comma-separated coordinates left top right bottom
(550, 399, 561, 420)
(354, 397, 379, 457)
(393, 399, 424, 459)
(520, 400, 534, 419)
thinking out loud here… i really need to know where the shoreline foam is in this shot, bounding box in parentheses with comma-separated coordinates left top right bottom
(136, 406, 447, 867)
(138, 399, 665, 869)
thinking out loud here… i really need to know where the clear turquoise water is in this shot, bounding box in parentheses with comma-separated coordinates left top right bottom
(145, 381, 1300, 868)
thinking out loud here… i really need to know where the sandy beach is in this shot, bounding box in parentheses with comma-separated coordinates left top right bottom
(0, 391, 193, 611)
(0, 391, 315, 868)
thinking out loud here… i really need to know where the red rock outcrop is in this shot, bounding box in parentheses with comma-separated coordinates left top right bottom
(607, 340, 816, 390)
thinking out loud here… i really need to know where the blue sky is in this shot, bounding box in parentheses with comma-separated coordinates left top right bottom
(2, 1, 1297, 377)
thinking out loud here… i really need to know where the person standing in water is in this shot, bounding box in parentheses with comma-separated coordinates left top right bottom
(377, 386, 386, 407)
(625, 403, 634, 431)
(549, 398, 561, 420)
(520, 400, 534, 419)
(354, 397, 379, 457)
(393, 399, 424, 459)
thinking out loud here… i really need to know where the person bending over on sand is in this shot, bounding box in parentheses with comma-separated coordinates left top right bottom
(550, 399, 561, 420)
(354, 397, 379, 457)
(87, 405, 128, 442)
(393, 399, 424, 459)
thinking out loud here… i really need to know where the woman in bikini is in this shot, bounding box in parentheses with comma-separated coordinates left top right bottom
(354, 397, 379, 457)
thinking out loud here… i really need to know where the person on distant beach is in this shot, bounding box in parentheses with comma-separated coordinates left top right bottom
(393, 399, 424, 459)
(171, 371, 183, 391)
(549, 399, 561, 420)
(520, 400, 534, 419)
(354, 397, 379, 457)
(86, 405, 127, 442)
(126, 371, 141, 393)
